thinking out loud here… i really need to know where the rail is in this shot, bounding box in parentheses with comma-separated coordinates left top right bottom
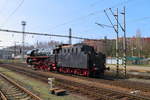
(0, 90, 7, 100)
(0, 73, 43, 100)
(1, 64, 150, 100)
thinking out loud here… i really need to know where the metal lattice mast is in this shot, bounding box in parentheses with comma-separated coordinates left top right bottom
(21, 21, 26, 62)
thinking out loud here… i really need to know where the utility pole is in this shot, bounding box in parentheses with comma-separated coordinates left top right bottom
(115, 8, 119, 77)
(21, 21, 26, 62)
(121, 6, 127, 77)
(104, 8, 119, 77)
(69, 28, 72, 45)
(110, 7, 127, 77)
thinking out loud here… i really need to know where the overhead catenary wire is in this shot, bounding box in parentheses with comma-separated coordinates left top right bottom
(1, 0, 25, 26)
(0, 0, 8, 17)
(90, 0, 105, 7)
(104, 10, 117, 33)
(48, 0, 135, 31)
(128, 16, 150, 23)
(109, 8, 125, 32)
(0, 28, 98, 40)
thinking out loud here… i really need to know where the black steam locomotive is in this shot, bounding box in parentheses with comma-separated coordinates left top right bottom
(26, 44, 106, 77)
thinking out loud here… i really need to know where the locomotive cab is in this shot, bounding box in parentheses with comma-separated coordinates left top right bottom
(80, 45, 106, 76)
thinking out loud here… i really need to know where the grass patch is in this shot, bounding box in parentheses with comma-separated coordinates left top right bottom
(129, 64, 150, 67)
(0, 59, 22, 63)
(0, 67, 83, 100)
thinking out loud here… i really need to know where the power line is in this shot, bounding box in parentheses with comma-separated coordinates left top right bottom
(109, 8, 124, 31)
(128, 16, 150, 23)
(104, 8, 120, 77)
(48, 0, 135, 31)
(90, 0, 105, 7)
(105, 7, 127, 77)
(31, 0, 106, 31)
(0, 0, 8, 17)
(1, 0, 25, 26)
(0, 28, 93, 40)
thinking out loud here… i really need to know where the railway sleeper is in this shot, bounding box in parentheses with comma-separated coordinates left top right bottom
(14, 96, 29, 100)
(1, 86, 19, 91)
(111, 95, 128, 100)
(7, 93, 29, 99)
(5, 90, 21, 94)
(6, 91, 24, 95)
(7, 93, 27, 97)
(106, 92, 119, 97)
(114, 95, 128, 99)
(20, 96, 32, 100)
(7, 88, 20, 92)
(11, 92, 26, 96)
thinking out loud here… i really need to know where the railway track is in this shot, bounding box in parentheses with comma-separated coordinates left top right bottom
(74, 74, 150, 93)
(10, 63, 150, 93)
(13, 63, 150, 79)
(0, 90, 7, 100)
(0, 72, 42, 100)
(1, 64, 150, 100)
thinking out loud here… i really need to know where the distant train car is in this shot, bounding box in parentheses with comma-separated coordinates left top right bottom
(26, 44, 106, 77)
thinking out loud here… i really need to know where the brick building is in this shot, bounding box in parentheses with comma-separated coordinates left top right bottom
(83, 37, 150, 57)
(82, 39, 116, 57)
(83, 39, 106, 53)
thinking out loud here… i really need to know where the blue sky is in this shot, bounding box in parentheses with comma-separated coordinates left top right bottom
(0, 0, 150, 47)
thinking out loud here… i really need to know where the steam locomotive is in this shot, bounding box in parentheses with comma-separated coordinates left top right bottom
(26, 44, 106, 77)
